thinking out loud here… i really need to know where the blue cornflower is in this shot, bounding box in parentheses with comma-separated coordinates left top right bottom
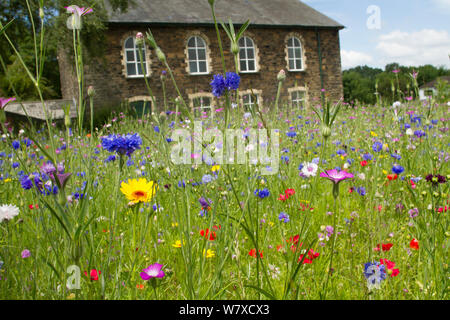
(286, 131, 297, 138)
(372, 142, 382, 152)
(414, 130, 426, 138)
(392, 164, 405, 175)
(356, 187, 366, 196)
(12, 162, 19, 169)
(154, 126, 160, 133)
(225, 72, 240, 90)
(202, 174, 213, 184)
(105, 155, 116, 162)
(254, 188, 270, 199)
(210, 74, 226, 97)
(279, 212, 290, 223)
(20, 175, 33, 190)
(101, 133, 142, 157)
(390, 153, 401, 161)
(12, 140, 20, 150)
(336, 149, 346, 156)
(0, 152, 5, 157)
(364, 262, 386, 288)
(363, 153, 373, 161)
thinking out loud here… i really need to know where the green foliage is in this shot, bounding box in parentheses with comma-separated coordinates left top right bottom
(343, 63, 450, 105)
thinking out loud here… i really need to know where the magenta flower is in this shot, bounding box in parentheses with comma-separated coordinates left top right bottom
(320, 169, 354, 184)
(0, 97, 16, 109)
(65, 5, 93, 16)
(140, 263, 165, 280)
(21, 249, 31, 259)
(392, 69, 400, 74)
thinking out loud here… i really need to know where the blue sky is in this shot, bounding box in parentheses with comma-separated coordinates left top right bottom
(302, 0, 450, 70)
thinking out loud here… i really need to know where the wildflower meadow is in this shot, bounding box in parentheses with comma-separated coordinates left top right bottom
(0, 1, 449, 302)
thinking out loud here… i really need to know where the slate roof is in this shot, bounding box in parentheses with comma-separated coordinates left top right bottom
(106, 0, 344, 29)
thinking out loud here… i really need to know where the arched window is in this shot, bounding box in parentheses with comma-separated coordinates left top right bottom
(291, 90, 306, 109)
(239, 36, 257, 73)
(124, 37, 148, 77)
(187, 36, 208, 74)
(287, 37, 303, 71)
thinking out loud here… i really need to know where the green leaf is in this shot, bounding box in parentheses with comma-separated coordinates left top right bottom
(236, 20, 251, 40)
(41, 198, 72, 240)
(0, 19, 14, 36)
(245, 285, 277, 300)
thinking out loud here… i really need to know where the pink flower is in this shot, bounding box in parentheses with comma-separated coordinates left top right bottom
(0, 97, 16, 109)
(140, 263, 165, 280)
(320, 169, 354, 184)
(65, 5, 93, 16)
(21, 249, 31, 259)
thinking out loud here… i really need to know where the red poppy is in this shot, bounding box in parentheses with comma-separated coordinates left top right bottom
(387, 174, 398, 181)
(375, 243, 393, 252)
(249, 248, 263, 258)
(410, 238, 419, 250)
(278, 194, 288, 201)
(84, 269, 101, 281)
(298, 249, 320, 264)
(285, 189, 295, 197)
(380, 259, 399, 277)
(360, 160, 368, 167)
(28, 204, 39, 209)
(200, 228, 216, 241)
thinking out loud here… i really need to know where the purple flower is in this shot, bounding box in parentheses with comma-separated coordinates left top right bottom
(356, 187, 366, 196)
(225, 72, 240, 91)
(21, 249, 31, 259)
(140, 263, 165, 280)
(392, 165, 404, 175)
(0, 97, 16, 109)
(320, 169, 354, 184)
(101, 133, 142, 157)
(278, 212, 290, 223)
(372, 142, 382, 152)
(210, 74, 226, 97)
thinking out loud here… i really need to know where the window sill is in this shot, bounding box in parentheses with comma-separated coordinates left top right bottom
(239, 71, 259, 74)
(287, 69, 306, 73)
(126, 75, 150, 79)
(189, 73, 211, 76)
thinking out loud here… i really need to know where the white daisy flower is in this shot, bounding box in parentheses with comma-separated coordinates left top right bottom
(0, 204, 19, 222)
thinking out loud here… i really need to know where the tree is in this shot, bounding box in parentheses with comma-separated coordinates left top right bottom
(0, 0, 131, 100)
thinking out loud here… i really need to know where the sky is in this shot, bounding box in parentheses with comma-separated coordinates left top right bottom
(301, 0, 450, 70)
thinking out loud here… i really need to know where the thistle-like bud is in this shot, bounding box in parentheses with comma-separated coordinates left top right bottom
(277, 69, 286, 82)
(321, 125, 331, 138)
(231, 42, 239, 55)
(39, 8, 45, 20)
(135, 32, 144, 46)
(87, 86, 95, 97)
(65, 114, 71, 127)
(156, 47, 166, 63)
(208, 0, 215, 7)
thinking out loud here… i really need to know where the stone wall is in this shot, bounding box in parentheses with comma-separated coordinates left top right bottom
(59, 24, 343, 112)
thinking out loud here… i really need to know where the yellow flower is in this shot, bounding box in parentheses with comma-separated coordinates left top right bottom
(383, 170, 388, 175)
(211, 165, 220, 172)
(120, 178, 158, 204)
(203, 249, 215, 258)
(171, 222, 179, 228)
(172, 240, 184, 248)
(268, 221, 274, 227)
(4, 178, 11, 183)
(370, 131, 378, 137)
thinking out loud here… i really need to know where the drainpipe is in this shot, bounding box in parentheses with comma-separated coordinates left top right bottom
(315, 27, 325, 106)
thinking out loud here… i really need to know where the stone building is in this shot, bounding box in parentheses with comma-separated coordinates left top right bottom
(58, 0, 344, 116)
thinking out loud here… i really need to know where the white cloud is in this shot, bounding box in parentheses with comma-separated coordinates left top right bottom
(376, 29, 450, 67)
(341, 50, 374, 69)
(430, 0, 450, 14)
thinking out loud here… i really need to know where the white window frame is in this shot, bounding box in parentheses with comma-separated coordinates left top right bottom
(238, 36, 258, 73)
(288, 87, 308, 109)
(189, 93, 215, 118)
(187, 36, 209, 75)
(239, 89, 263, 111)
(123, 36, 150, 78)
(287, 37, 304, 71)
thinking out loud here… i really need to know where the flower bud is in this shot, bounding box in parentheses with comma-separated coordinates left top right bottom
(87, 86, 95, 97)
(39, 8, 45, 20)
(135, 32, 144, 46)
(65, 114, 71, 127)
(231, 42, 239, 55)
(321, 125, 331, 138)
(156, 47, 166, 63)
(277, 70, 286, 82)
